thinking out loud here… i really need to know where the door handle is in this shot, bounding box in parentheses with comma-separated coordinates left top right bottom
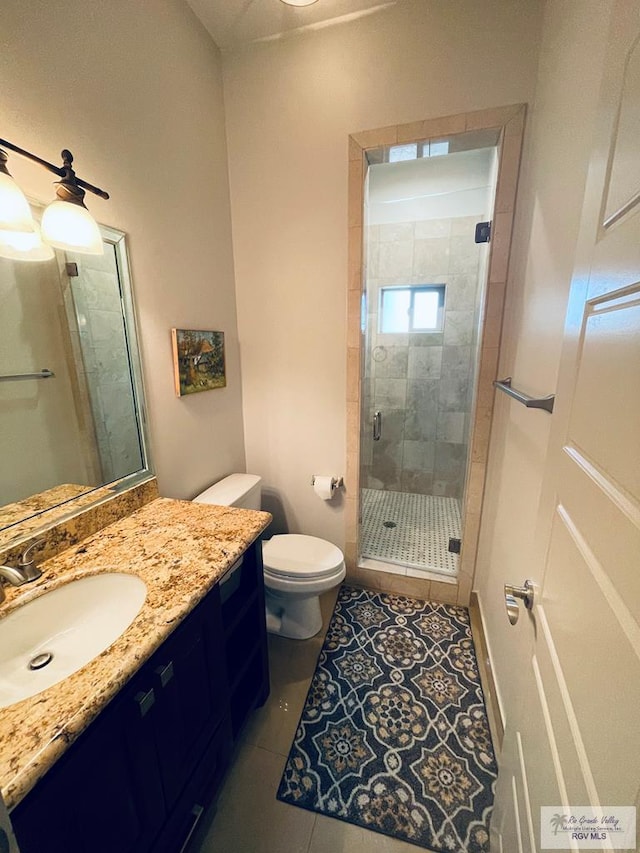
(155, 660, 174, 688)
(373, 411, 382, 441)
(135, 687, 156, 718)
(504, 580, 535, 625)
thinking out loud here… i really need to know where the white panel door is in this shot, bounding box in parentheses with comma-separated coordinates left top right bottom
(492, 2, 640, 850)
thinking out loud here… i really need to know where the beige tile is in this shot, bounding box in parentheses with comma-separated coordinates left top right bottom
(343, 461, 359, 498)
(396, 119, 426, 144)
(470, 405, 493, 464)
(413, 236, 449, 276)
(348, 226, 363, 284)
(347, 290, 362, 348)
(243, 676, 311, 758)
(465, 104, 520, 131)
(488, 211, 513, 283)
(459, 553, 472, 580)
(345, 496, 358, 544)
(481, 282, 506, 349)
(351, 124, 398, 150)
(478, 346, 499, 386)
(267, 632, 321, 691)
(346, 400, 360, 456)
(309, 814, 431, 853)
(467, 461, 487, 508)
(344, 540, 358, 571)
(485, 279, 506, 311)
(239, 621, 334, 758)
(429, 579, 459, 605)
(459, 529, 481, 579)
(377, 572, 431, 599)
(345, 453, 360, 496)
(345, 345, 359, 402)
(379, 239, 414, 277)
(481, 308, 503, 350)
(461, 508, 481, 552)
(198, 743, 316, 853)
(349, 158, 364, 228)
(319, 586, 340, 630)
(421, 112, 466, 140)
(357, 567, 389, 591)
(505, 104, 526, 137)
(346, 564, 373, 589)
(456, 572, 473, 606)
(349, 134, 363, 161)
(495, 131, 523, 214)
(475, 367, 496, 411)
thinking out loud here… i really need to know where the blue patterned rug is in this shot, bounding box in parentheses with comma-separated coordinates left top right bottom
(277, 586, 497, 852)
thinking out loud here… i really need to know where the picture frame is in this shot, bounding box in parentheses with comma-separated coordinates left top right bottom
(171, 329, 226, 396)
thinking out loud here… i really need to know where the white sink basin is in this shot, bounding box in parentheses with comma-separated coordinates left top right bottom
(0, 573, 147, 709)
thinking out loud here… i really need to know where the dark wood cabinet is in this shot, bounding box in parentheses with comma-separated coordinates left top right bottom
(220, 538, 270, 737)
(12, 662, 166, 853)
(11, 539, 269, 853)
(151, 585, 228, 811)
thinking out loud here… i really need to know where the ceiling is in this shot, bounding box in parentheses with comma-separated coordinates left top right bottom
(186, 0, 400, 51)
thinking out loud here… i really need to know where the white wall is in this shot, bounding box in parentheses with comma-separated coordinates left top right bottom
(0, 0, 245, 500)
(223, 0, 542, 545)
(473, 0, 614, 714)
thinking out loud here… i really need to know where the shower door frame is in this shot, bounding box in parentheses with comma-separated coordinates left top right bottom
(345, 104, 526, 606)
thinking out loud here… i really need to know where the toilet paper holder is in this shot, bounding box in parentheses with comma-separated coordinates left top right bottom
(310, 475, 344, 493)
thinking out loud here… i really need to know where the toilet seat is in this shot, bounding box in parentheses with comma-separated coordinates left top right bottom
(262, 534, 345, 581)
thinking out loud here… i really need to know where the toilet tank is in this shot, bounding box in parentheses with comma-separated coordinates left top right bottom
(193, 474, 262, 510)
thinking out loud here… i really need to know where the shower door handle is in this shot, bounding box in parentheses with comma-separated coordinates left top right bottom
(373, 411, 382, 441)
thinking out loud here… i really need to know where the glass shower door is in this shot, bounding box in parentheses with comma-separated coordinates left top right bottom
(358, 137, 497, 578)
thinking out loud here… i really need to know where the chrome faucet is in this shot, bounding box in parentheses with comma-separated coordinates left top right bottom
(0, 540, 44, 603)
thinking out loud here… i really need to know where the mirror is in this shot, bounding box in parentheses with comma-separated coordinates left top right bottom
(0, 210, 151, 537)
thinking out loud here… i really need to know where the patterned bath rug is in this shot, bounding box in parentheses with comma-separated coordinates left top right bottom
(277, 585, 497, 852)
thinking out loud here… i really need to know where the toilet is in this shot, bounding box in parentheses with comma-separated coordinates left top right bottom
(194, 474, 345, 640)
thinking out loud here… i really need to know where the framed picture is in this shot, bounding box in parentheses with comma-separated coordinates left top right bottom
(171, 329, 226, 396)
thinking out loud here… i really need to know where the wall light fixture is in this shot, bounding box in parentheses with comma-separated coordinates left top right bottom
(279, 0, 319, 6)
(0, 139, 109, 261)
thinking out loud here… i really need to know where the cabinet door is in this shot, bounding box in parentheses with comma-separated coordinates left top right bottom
(11, 672, 165, 853)
(151, 585, 228, 809)
(222, 542, 270, 738)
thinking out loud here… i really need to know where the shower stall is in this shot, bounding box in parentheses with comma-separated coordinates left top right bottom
(358, 131, 499, 578)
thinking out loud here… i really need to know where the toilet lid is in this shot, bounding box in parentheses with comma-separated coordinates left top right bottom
(262, 534, 344, 580)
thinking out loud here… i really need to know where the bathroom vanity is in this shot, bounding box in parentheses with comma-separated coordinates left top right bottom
(0, 497, 271, 853)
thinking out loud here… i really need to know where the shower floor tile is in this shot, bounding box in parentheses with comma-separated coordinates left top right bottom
(360, 488, 460, 575)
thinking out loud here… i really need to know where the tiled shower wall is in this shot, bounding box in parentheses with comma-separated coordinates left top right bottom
(361, 214, 486, 499)
(69, 251, 143, 484)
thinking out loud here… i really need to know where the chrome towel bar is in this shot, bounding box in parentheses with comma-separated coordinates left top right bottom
(493, 377, 555, 414)
(0, 368, 55, 383)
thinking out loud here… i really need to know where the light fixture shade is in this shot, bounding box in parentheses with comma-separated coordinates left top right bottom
(0, 172, 36, 233)
(41, 199, 103, 255)
(279, 0, 319, 5)
(0, 225, 55, 262)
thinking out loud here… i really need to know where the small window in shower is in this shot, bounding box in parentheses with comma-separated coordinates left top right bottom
(379, 284, 445, 334)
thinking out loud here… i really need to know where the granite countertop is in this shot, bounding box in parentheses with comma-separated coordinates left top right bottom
(0, 497, 271, 810)
(0, 484, 96, 529)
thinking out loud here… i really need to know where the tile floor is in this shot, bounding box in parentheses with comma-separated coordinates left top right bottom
(360, 489, 460, 575)
(194, 588, 430, 853)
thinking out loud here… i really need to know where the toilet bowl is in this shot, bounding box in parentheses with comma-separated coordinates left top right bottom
(193, 474, 345, 639)
(262, 534, 345, 639)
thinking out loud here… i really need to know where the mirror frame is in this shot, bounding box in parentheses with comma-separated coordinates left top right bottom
(0, 219, 154, 548)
